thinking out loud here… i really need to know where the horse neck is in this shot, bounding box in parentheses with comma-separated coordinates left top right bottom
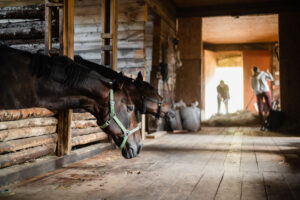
(31, 55, 109, 111)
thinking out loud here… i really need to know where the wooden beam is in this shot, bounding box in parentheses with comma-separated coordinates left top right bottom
(177, 2, 300, 18)
(101, 33, 113, 39)
(56, 0, 74, 156)
(0, 126, 57, 142)
(101, 0, 110, 66)
(141, 3, 148, 140)
(0, 144, 56, 169)
(72, 132, 108, 146)
(111, 0, 118, 70)
(101, 45, 113, 51)
(0, 117, 57, 130)
(0, 4, 44, 19)
(145, 0, 176, 30)
(44, 4, 51, 55)
(203, 42, 277, 51)
(71, 127, 101, 137)
(63, 0, 74, 59)
(0, 134, 57, 154)
(0, 108, 55, 122)
(0, 0, 43, 8)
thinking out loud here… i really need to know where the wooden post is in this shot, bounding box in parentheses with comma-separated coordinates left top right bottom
(141, 3, 148, 140)
(44, 5, 52, 56)
(101, 0, 110, 66)
(63, 0, 74, 59)
(57, 0, 74, 156)
(111, 0, 118, 70)
(101, 0, 118, 69)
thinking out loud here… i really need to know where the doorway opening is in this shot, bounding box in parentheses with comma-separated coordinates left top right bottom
(202, 14, 279, 121)
(204, 51, 244, 119)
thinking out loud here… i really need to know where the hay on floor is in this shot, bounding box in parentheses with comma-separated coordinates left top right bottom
(202, 110, 260, 126)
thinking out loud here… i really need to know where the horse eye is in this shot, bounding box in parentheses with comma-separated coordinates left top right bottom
(121, 98, 126, 103)
(127, 104, 134, 112)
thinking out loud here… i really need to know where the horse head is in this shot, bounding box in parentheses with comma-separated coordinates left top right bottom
(129, 72, 171, 118)
(91, 81, 142, 159)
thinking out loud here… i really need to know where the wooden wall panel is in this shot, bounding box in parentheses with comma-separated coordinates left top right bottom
(176, 17, 202, 105)
(74, 0, 147, 76)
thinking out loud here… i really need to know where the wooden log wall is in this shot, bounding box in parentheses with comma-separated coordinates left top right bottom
(71, 112, 108, 148)
(0, 4, 59, 53)
(0, 108, 57, 169)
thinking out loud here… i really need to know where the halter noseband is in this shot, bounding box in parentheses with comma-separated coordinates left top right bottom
(142, 96, 165, 118)
(100, 83, 141, 150)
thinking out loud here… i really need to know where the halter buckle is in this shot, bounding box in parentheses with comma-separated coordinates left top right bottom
(124, 130, 130, 136)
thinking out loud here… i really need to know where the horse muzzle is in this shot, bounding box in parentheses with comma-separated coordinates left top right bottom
(121, 142, 143, 159)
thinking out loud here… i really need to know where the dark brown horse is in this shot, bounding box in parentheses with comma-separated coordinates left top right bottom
(0, 45, 141, 159)
(74, 55, 170, 119)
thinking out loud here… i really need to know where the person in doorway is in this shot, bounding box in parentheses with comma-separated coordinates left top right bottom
(250, 66, 274, 129)
(217, 80, 230, 114)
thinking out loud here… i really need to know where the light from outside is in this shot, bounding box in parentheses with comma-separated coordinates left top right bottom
(204, 67, 244, 119)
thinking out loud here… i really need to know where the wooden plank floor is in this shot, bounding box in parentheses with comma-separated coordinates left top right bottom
(1, 127, 300, 200)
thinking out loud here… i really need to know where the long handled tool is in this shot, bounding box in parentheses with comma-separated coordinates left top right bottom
(246, 94, 255, 110)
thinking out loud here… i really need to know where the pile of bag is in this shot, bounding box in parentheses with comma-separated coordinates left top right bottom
(169, 100, 201, 132)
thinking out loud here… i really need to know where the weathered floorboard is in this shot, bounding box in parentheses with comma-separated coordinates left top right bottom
(1, 127, 300, 200)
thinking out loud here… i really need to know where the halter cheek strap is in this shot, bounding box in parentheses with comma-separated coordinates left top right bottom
(142, 96, 165, 118)
(100, 83, 141, 150)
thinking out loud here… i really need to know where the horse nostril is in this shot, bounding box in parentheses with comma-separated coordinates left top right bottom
(127, 104, 134, 112)
(122, 147, 136, 159)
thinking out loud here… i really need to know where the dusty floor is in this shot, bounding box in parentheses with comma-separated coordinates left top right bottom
(1, 127, 300, 200)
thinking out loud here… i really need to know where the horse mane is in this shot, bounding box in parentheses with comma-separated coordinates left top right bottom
(74, 55, 133, 83)
(31, 53, 92, 87)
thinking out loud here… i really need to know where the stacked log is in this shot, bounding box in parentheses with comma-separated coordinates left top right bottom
(0, 108, 58, 169)
(71, 112, 108, 148)
(0, 4, 59, 53)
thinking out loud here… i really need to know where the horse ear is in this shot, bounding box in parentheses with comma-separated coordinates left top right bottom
(136, 71, 143, 83)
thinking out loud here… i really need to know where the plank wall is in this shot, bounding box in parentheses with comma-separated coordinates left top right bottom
(74, 0, 147, 77)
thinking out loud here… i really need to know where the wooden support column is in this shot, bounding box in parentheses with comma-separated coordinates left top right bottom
(57, 0, 74, 156)
(101, 0, 118, 69)
(63, 0, 74, 59)
(141, 3, 148, 140)
(45, 0, 74, 156)
(111, 0, 118, 70)
(279, 11, 300, 124)
(44, 5, 52, 55)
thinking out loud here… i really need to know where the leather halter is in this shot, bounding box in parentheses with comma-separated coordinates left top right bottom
(142, 96, 165, 118)
(100, 83, 141, 150)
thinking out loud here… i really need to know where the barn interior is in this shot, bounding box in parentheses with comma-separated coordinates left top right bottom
(0, 0, 300, 199)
